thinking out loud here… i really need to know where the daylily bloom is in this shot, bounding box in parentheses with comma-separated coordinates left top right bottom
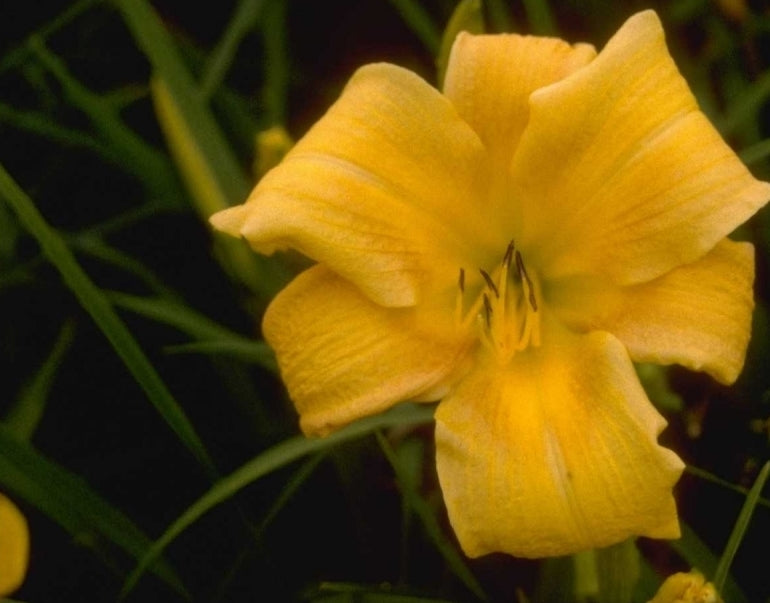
(211, 11, 769, 558)
(0, 492, 29, 596)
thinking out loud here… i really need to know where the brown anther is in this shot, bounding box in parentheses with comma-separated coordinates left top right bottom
(479, 269, 499, 298)
(502, 240, 515, 268)
(515, 251, 538, 312)
(482, 293, 493, 327)
(528, 289, 538, 312)
(458, 268, 465, 293)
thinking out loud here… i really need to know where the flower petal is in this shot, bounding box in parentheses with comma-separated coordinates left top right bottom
(212, 63, 495, 307)
(0, 493, 28, 596)
(552, 239, 755, 385)
(435, 325, 683, 558)
(264, 265, 472, 436)
(512, 10, 770, 285)
(443, 32, 595, 168)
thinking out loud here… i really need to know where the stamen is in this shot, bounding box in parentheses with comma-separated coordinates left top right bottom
(528, 289, 538, 312)
(455, 243, 541, 362)
(502, 240, 515, 268)
(515, 251, 538, 312)
(479, 269, 499, 298)
(482, 293, 493, 327)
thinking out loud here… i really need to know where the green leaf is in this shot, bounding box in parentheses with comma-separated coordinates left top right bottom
(253, 452, 327, 538)
(0, 425, 188, 597)
(669, 523, 746, 603)
(162, 341, 276, 371)
(199, 0, 268, 99)
(719, 69, 770, 137)
(686, 464, 770, 510)
(259, 0, 290, 125)
(0, 102, 116, 165)
(4, 319, 75, 441)
(26, 37, 180, 203)
(0, 0, 97, 74)
(73, 236, 178, 298)
(115, 0, 290, 299)
(107, 292, 277, 371)
(739, 138, 770, 166)
(522, 0, 557, 35)
(376, 432, 487, 601)
(388, 0, 441, 55)
(0, 163, 216, 476)
(485, 0, 514, 32)
(713, 461, 770, 594)
(113, 0, 249, 205)
(594, 540, 639, 603)
(436, 0, 485, 87)
(119, 403, 436, 599)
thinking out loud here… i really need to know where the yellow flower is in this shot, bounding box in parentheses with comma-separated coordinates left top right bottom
(0, 492, 29, 596)
(648, 571, 722, 603)
(211, 11, 769, 558)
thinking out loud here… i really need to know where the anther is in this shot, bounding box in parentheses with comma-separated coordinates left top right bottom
(479, 269, 499, 298)
(458, 268, 465, 293)
(528, 288, 538, 312)
(482, 293, 493, 327)
(515, 251, 538, 312)
(502, 240, 515, 268)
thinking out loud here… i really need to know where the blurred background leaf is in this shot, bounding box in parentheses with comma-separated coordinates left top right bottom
(0, 0, 769, 601)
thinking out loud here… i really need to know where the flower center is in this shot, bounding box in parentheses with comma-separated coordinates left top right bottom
(455, 241, 541, 364)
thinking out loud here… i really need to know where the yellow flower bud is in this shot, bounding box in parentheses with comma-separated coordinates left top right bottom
(648, 570, 722, 603)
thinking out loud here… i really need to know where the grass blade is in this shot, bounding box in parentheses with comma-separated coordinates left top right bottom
(522, 0, 557, 35)
(27, 37, 180, 201)
(119, 403, 436, 599)
(200, 0, 268, 99)
(253, 452, 326, 538)
(686, 464, 770, 510)
(0, 163, 216, 475)
(113, 0, 249, 205)
(4, 320, 75, 441)
(115, 0, 292, 299)
(376, 432, 487, 601)
(163, 341, 276, 370)
(107, 291, 277, 371)
(0, 102, 116, 163)
(0, 425, 188, 597)
(388, 0, 441, 55)
(713, 461, 770, 593)
(260, 0, 289, 125)
(669, 523, 746, 603)
(739, 138, 770, 166)
(719, 70, 770, 137)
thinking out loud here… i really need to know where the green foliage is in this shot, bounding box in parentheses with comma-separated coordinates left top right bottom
(0, 0, 769, 601)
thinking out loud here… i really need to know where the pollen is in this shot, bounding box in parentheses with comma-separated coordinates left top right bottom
(456, 241, 541, 364)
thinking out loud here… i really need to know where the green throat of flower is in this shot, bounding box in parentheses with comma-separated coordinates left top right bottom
(456, 241, 542, 364)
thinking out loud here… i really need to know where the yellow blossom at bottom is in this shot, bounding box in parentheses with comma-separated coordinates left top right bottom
(0, 492, 29, 596)
(211, 10, 769, 558)
(648, 571, 722, 603)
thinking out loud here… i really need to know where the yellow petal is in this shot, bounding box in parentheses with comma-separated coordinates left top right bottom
(512, 10, 770, 285)
(443, 32, 595, 168)
(212, 63, 496, 307)
(435, 325, 683, 558)
(263, 265, 472, 436)
(648, 571, 721, 603)
(0, 493, 29, 596)
(610, 240, 754, 384)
